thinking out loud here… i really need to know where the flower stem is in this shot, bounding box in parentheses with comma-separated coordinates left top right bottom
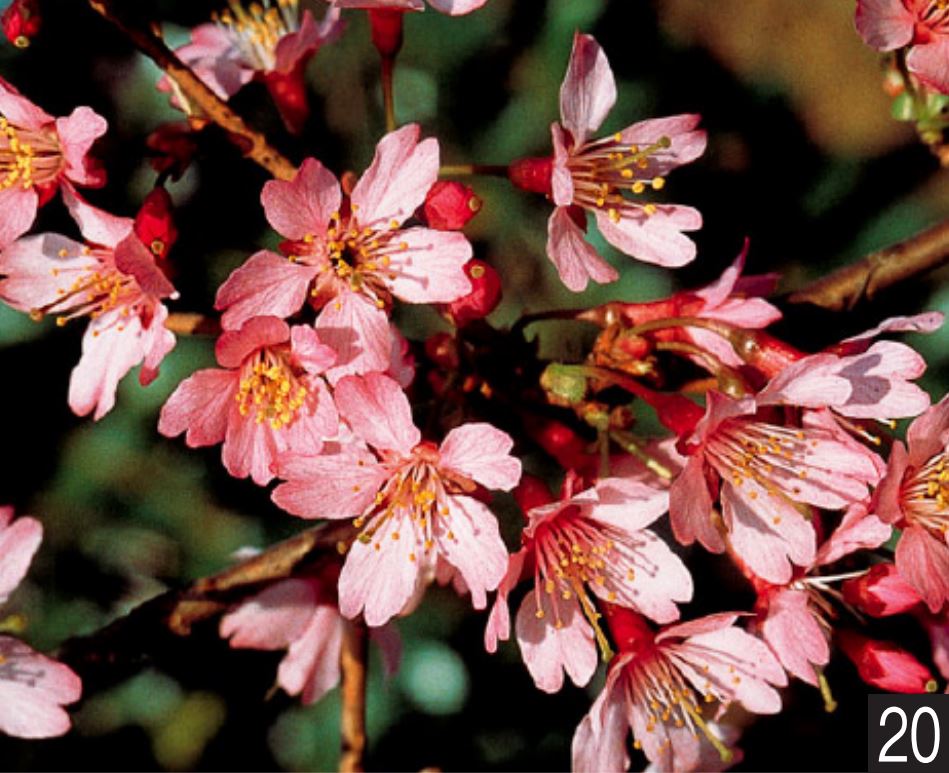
(439, 163, 510, 177)
(381, 54, 397, 133)
(339, 620, 369, 772)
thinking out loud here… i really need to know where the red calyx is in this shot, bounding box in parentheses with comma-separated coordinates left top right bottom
(508, 156, 553, 196)
(422, 180, 481, 230)
(2, 0, 41, 48)
(837, 629, 937, 693)
(513, 475, 555, 514)
(134, 188, 178, 260)
(263, 63, 310, 136)
(603, 604, 655, 656)
(842, 564, 923, 618)
(443, 259, 502, 327)
(368, 9, 405, 59)
(734, 329, 805, 379)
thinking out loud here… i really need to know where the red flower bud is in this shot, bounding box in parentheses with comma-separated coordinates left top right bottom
(146, 122, 199, 180)
(842, 564, 923, 618)
(603, 604, 655, 656)
(508, 156, 553, 196)
(443, 259, 501, 327)
(424, 332, 459, 370)
(837, 629, 938, 693)
(368, 9, 404, 58)
(2, 0, 41, 48)
(134, 188, 178, 260)
(422, 180, 481, 230)
(262, 63, 309, 136)
(525, 417, 596, 473)
(513, 475, 554, 514)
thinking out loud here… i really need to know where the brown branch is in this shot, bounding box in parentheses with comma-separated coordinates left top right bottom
(57, 521, 354, 690)
(165, 312, 222, 337)
(338, 620, 369, 773)
(788, 218, 949, 311)
(87, 0, 298, 181)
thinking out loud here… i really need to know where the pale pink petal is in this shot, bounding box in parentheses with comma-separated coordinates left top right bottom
(484, 549, 526, 653)
(370, 623, 403, 678)
(278, 606, 345, 704)
(0, 186, 39, 249)
(559, 33, 617, 146)
(271, 447, 386, 520)
(316, 291, 392, 382)
(62, 186, 132, 247)
(56, 107, 108, 187)
(262, 157, 341, 240)
(693, 241, 749, 308)
(273, 10, 330, 73)
(722, 481, 816, 585)
(215, 316, 290, 368)
(220, 579, 319, 649)
(843, 311, 945, 346)
(0, 515, 42, 604)
(386, 324, 416, 388)
(351, 124, 439, 228)
(756, 353, 851, 409)
(587, 477, 670, 531)
(550, 123, 574, 207)
(617, 114, 707, 177)
(908, 37, 949, 94)
(907, 393, 949, 465)
(335, 372, 419, 454)
(338, 512, 421, 626)
(547, 206, 618, 292)
(595, 205, 700, 268)
(571, 673, 631, 773)
(873, 440, 910, 525)
(896, 525, 949, 614)
(831, 341, 931, 420)
(855, 0, 917, 50)
(669, 454, 725, 553)
(438, 423, 521, 491)
(289, 325, 336, 373)
(515, 592, 597, 692)
(216, 251, 318, 331)
(0, 77, 53, 129)
(139, 303, 177, 387)
(658, 612, 742, 642)
(281, 376, 339, 453)
(385, 227, 472, 303)
(333, 0, 425, 10)
(760, 589, 828, 686)
(169, 25, 251, 100)
(0, 637, 81, 739)
(221, 409, 282, 485)
(158, 368, 236, 447)
(426, 0, 488, 14)
(435, 495, 508, 609)
(816, 502, 892, 565)
(0, 233, 96, 310)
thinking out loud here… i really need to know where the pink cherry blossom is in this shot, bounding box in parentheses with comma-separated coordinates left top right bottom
(0, 76, 107, 248)
(159, 1, 342, 133)
(485, 474, 692, 693)
(158, 316, 339, 485)
(331, 0, 488, 15)
(215, 124, 472, 381)
(0, 188, 177, 419)
(0, 508, 82, 739)
(873, 393, 949, 612)
(856, 0, 949, 94)
(271, 372, 520, 626)
(669, 391, 879, 584)
(572, 609, 785, 773)
(540, 33, 706, 291)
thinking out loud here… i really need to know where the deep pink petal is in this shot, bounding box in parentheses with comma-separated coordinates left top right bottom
(289, 325, 336, 374)
(547, 207, 618, 292)
(873, 440, 910, 525)
(385, 227, 473, 303)
(438, 423, 521, 491)
(334, 372, 420, 455)
(559, 33, 617, 146)
(262, 157, 341, 240)
(216, 251, 318, 331)
(315, 291, 392, 382)
(215, 316, 290, 369)
(113, 235, 176, 299)
(550, 123, 575, 207)
(855, 0, 917, 50)
(221, 408, 281, 485)
(158, 368, 236, 447)
(908, 37, 949, 94)
(896, 525, 949, 614)
(515, 593, 597, 692)
(907, 393, 949, 466)
(816, 502, 892, 565)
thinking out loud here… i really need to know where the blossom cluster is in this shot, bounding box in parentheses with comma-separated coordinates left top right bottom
(0, 2, 948, 771)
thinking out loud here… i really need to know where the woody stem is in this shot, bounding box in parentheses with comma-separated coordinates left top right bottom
(339, 620, 369, 773)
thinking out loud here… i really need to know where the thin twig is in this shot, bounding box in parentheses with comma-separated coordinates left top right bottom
(339, 620, 369, 773)
(87, 0, 298, 181)
(788, 218, 949, 310)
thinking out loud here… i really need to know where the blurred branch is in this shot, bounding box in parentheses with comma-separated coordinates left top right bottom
(339, 621, 369, 773)
(86, 0, 298, 181)
(788, 218, 949, 310)
(165, 312, 222, 336)
(57, 521, 353, 691)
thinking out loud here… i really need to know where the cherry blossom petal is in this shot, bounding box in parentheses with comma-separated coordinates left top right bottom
(559, 32, 617, 146)
(587, 477, 670, 532)
(113, 235, 176, 299)
(0, 515, 41, 604)
(484, 549, 526, 653)
(439, 423, 521, 491)
(426, 0, 488, 14)
(908, 37, 949, 94)
(595, 205, 700, 268)
(816, 502, 892, 566)
(617, 114, 707, 178)
(895, 525, 949, 614)
(216, 251, 318, 331)
(220, 579, 319, 649)
(571, 673, 631, 773)
(0, 637, 81, 739)
(158, 368, 236, 447)
(669, 454, 725, 553)
(515, 593, 597, 692)
(907, 393, 949, 466)
(56, 107, 108, 187)
(215, 316, 290, 368)
(289, 325, 337, 374)
(261, 157, 342, 240)
(550, 123, 574, 207)
(760, 589, 828, 686)
(221, 410, 281, 485)
(0, 76, 53, 129)
(62, 186, 132, 248)
(855, 0, 916, 49)
(315, 291, 392, 382)
(351, 124, 439, 228)
(657, 612, 742, 642)
(385, 227, 473, 303)
(0, 185, 39, 249)
(334, 372, 420, 455)
(279, 606, 345, 704)
(0, 233, 96, 310)
(547, 206, 618, 292)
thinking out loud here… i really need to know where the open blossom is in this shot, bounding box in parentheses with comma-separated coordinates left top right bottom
(509, 34, 706, 292)
(856, 0, 949, 94)
(0, 507, 82, 738)
(485, 474, 693, 693)
(0, 76, 107, 248)
(271, 372, 520, 626)
(158, 316, 339, 485)
(332, 0, 488, 15)
(670, 391, 879, 584)
(572, 608, 786, 773)
(873, 393, 949, 612)
(159, 0, 342, 133)
(0, 188, 177, 419)
(215, 124, 472, 381)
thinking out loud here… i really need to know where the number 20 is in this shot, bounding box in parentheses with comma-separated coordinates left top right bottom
(879, 706, 940, 764)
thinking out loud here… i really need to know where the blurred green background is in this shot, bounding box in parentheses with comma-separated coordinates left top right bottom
(2, 0, 949, 770)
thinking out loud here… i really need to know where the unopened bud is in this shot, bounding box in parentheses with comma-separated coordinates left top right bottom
(368, 9, 404, 58)
(526, 417, 595, 472)
(263, 63, 310, 136)
(2, 0, 40, 48)
(508, 156, 553, 196)
(134, 188, 178, 260)
(837, 629, 937, 693)
(422, 180, 481, 230)
(443, 259, 501, 327)
(514, 475, 554, 514)
(842, 564, 923, 618)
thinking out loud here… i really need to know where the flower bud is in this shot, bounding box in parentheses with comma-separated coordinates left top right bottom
(837, 629, 938, 693)
(134, 188, 178, 260)
(514, 475, 554, 514)
(146, 122, 199, 180)
(508, 156, 553, 195)
(443, 259, 501, 326)
(603, 604, 654, 655)
(842, 564, 923, 618)
(368, 9, 404, 58)
(2, 0, 41, 48)
(525, 417, 595, 473)
(263, 63, 310, 136)
(422, 181, 481, 230)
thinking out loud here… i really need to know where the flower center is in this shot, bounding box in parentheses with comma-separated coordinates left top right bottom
(0, 115, 62, 191)
(214, 0, 300, 71)
(235, 346, 308, 429)
(567, 133, 670, 224)
(904, 451, 949, 535)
